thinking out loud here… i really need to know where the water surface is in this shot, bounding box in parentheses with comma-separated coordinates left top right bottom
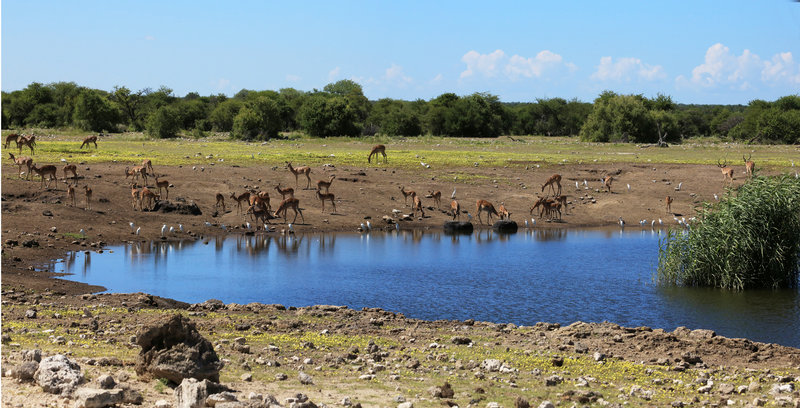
(57, 228, 800, 347)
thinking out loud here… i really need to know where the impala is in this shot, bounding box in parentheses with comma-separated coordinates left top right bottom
(316, 189, 336, 214)
(450, 199, 461, 220)
(274, 184, 294, 200)
(63, 164, 78, 184)
(131, 186, 142, 211)
(476, 199, 499, 225)
(743, 154, 755, 178)
(140, 187, 157, 210)
(80, 135, 98, 149)
(17, 134, 35, 154)
(399, 186, 415, 206)
(31, 164, 57, 189)
(367, 144, 387, 163)
(155, 177, 170, 200)
(428, 190, 442, 209)
(275, 197, 304, 223)
(602, 176, 613, 193)
(67, 185, 76, 207)
(717, 159, 734, 185)
(286, 162, 312, 189)
(142, 159, 155, 176)
(4, 133, 20, 149)
(541, 174, 562, 196)
(84, 185, 93, 210)
(8, 153, 33, 180)
(412, 193, 425, 218)
(215, 193, 226, 212)
(498, 203, 511, 220)
(665, 196, 674, 214)
(230, 191, 251, 214)
(316, 175, 336, 193)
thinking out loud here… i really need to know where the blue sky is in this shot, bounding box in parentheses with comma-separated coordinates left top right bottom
(2, 1, 799, 104)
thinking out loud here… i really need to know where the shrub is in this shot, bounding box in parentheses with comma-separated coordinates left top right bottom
(146, 106, 180, 138)
(657, 174, 800, 290)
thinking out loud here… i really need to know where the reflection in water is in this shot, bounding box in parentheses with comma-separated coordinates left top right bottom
(58, 228, 800, 347)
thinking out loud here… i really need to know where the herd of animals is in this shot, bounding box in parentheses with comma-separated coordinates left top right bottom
(4, 134, 765, 233)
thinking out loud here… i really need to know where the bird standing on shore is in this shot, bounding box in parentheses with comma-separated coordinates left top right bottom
(161, 225, 167, 237)
(618, 217, 625, 228)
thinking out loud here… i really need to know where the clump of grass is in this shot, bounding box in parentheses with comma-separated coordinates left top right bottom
(657, 174, 800, 290)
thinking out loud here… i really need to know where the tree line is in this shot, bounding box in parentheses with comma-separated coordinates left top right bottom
(2, 80, 798, 144)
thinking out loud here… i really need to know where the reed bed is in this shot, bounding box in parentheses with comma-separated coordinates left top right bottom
(657, 174, 800, 290)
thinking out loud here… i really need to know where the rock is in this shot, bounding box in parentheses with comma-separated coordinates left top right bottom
(299, 371, 313, 384)
(481, 359, 502, 372)
(25, 309, 37, 319)
(398, 402, 414, 408)
(358, 374, 375, 381)
(537, 402, 555, 408)
(73, 388, 123, 408)
(152, 201, 203, 215)
(492, 220, 518, 233)
(451, 336, 471, 345)
(135, 314, 223, 384)
(155, 400, 172, 408)
(240, 373, 252, 382)
(275, 373, 288, 381)
(718, 383, 735, 395)
(175, 378, 208, 408)
(592, 352, 605, 361)
(545, 375, 563, 386)
(515, 396, 530, 408)
(35, 354, 83, 395)
(443, 221, 473, 234)
(206, 392, 237, 406)
(486, 403, 500, 408)
(748, 381, 761, 393)
(689, 329, 716, 339)
(551, 356, 563, 367)
(770, 383, 794, 395)
(96, 374, 115, 389)
(697, 384, 713, 393)
(22, 239, 40, 247)
(9, 361, 39, 381)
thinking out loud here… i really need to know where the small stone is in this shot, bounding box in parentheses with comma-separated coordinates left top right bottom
(397, 402, 414, 408)
(275, 373, 288, 381)
(25, 309, 37, 319)
(96, 374, 116, 389)
(551, 356, 563, 367)
(718, 383, 735, 395)
(240, 373, 252, 382)
(206, 391, 237, 406)
(298, 371, 313, 384)
(537, 402, 555, 408)
(698, 384, 713, 393)
(73, 388, 123, 408)
(154, 400, 172, 408)
(341, 396, 352, 406)
(545, 375, 563, 386)
(593, 352, 605, 361)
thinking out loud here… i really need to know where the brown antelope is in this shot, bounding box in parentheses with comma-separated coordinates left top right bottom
(428, 190, 442, 209)
(31, 164, 57, 189)
(316, 190, 336, 214)
(80, 135, 98, 149)
(230, 191, 251, 214)
(8, 153, 33, 180)
(4, 133, 20, 149)
(251, 191, 271, 211)
(155, 177, 170, 200)
(316, 175, 336, 193)
(718, 159, 734, 185)
(368, 144, 387, 163)
(602, 176, 613, 193)
(286, 162, 312, 189)
(215, 193, 226, 212)
(142, 159, 155, 176)
(275, 197, 304, 223)
(17, 134, 35, 154)
(140, 187, 157, 210)
(246, 204, 272, 225)
(530, 197, 548, 217)
(498, 203, 511, 220)
(743, 154, 755, 178)
(554, 195, 568, 214)
(412, 193, 425, 218)
(666, 195, 674, 214)
(274, 184, 294, 200)
(63, 164, 78, 184)
(131, 186, 142, 210)
(450, 200, 461, 220)
(66, 185, 76, 207)
(546, 200, 562, 221)
(84, 185, 93, 210)
(399, 186, 415, 206)
(125, 165, 148, 186)
(541, 174, 562, 196)
(476, 199, 499, 225)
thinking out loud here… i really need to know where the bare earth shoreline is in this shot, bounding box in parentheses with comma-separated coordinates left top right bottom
(3, 160, 800, 407)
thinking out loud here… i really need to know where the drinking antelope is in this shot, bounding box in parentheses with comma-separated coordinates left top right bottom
(498, 203, 511, 220)
(215, 193, 226, 212)
(316, 175, 335, 193)
(450, 200, 461, 220)
(286, 162, 312, 189)
(275, 197, 304, 223)
(476, 199, 499, 225)
(368, 144, 387, 163)
(80, 135, 98, 149)
(541, 174, 562, 196)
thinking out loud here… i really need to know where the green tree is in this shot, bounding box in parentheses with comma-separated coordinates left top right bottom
(298, 94, 360, 137)
(73, 89, 120, 132)
(231, 97, 282, 140)
(580, 92, 656, 143)
(110, 86, 147, 131)
(146, 106, 180, 138)
(208, 99, 244, 131)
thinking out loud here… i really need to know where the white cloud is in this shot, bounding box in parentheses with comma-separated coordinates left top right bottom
(591, 56, 665, 82)
(328, 67, 341, 82)
(384, 63, 412, 85)
(285, 74, 301, 82)
(144, 35, 155, 41)
(682, 43, 800, 88)
(461, 49, 505, 78)
(461, 49, 577, 80)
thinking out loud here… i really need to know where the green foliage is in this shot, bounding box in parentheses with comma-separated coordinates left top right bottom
(580, 92, 684, 143)
(298, 94, 360, 137)
(146, 106, 180, 138)
(109, 86, 147, 131)
(72, 89, 120, 132)
(208, 99, 243, 132)
(657, 175, 800, 290)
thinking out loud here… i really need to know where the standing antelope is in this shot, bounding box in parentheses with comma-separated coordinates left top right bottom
(554, 195, 568, 215)
(476, 199, 499, 225)
(4, 133, 20, 149)
(428, 190, 442, 209)
(399, 186, 415, 206)
(530, 197, 549, 218)
(67, 185, 76, 207)
(17, 135, 35, 154)
(142, 159, 155, 176)
(412, 193, 425, 218)
(274, 184, 294, 200)
(8, 153, 33, 180)
(316, 175, 336, 193)
(155, 177, 170, 200)
(63, 164, 78, 184)
(450, 200, 461, 220)
(131, 187, 142, 210)
(316, 190, 336, 214)
(743, 154, 755, 178)
(498, 203, 511, 220)
(125, 166, 148, 186)
(286, 162, 312, 189)
(80, 135, 98, 149)
(84, 185, 93, 210)
(230, 192, 251, 214)
(717, 159, 734, 185)
(215, 193, 226, 212)
(140, 187, 157, 210)
(367, 144, 387, 163)
(541, 174, 562, 197)
(665, 196, 674, 214)
(275, 197, 304, 223)
(31, 164, 57, 189)
(602, 176, 613, 193)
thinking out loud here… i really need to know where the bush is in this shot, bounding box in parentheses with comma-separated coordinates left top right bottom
(657, 174, 800, 290)
(146, 106, 180, 138)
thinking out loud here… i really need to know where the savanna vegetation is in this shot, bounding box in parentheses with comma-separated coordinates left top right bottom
(3, 80, 799, 143)
(657, 174, 800, 290)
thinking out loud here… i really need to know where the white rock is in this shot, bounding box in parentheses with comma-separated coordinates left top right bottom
(174, 378, 208, 408)
(35, 354, 83, 395)
(73, 388, 123, 408)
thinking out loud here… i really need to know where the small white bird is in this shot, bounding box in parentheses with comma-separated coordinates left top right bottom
(360, 223, 365, 231)
(618, 217, 625, 228)
(79, 228, 86, 237)
(639, 219, 646, 227)
(675, 182, 683, 191)
(288, 223, 294, 233)
(129, 222, 135, 232)
(713, 194, 719, 201)
(60, 158, 67, 163)
(246, 222, 251, 230)
(658, 218, 663, 225)
(169, 226, 175, 234)
(651, 220, 656, 228)
(179, 224, 184, 233)
(366, 221, 372, 230)
(575, 181, 580, 190)
(451, 188, 457, 199)
(161, 225, 167, 237)
(524, 220, 529, 228)
(627, 184, 631, 192)
(395, 223, 400, 231)
(583, 179, 588, 187)
(204, 221, 212, 227)
(531, 218, 536, 225)
(135, 227, 141, 235)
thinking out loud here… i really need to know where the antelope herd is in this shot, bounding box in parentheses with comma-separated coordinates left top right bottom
(3, 134, 767, 234)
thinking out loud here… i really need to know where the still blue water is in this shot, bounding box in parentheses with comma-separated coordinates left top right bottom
(57, 228, 800, 347)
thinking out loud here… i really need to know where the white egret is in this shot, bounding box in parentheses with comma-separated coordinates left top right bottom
(451, 188, 457, 199)
(651, 220, 656, 228)
(129, 222, 135, 232)
(524, 220, 529, 228)
(366, 221, 372, 230)
(360, 223, 365, 231)
(161, 225, 167, 237)
(531, 218, 536, 225)
(79, 229, 86, 238)
(179, 224, 184, 233)
(675, 182, 682, 191)
(618, 217, 625, 228)
(575, 181, 580, 190)
(658, 219, 663, 225)
(169, 226, 175, 235)
(627, 184, 631, 192)
(135, 227, 141, 235)
(583, 179, 588, 187)
(246, 222, 251, 230)
(713, 194, 719, 201)
(288, 223, 294, 233)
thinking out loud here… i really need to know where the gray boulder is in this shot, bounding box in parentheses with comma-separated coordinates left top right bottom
(73, 388, 123, 408)
(9, 361, 39, 382)
(135, 314, 223, 383)
(36, 354, 84, 395)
